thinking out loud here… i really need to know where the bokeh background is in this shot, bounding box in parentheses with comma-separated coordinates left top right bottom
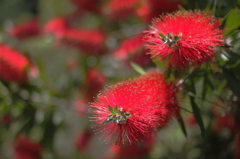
(0, 0, 240, 159)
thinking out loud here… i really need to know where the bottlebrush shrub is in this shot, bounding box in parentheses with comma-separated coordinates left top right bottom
(0, 44, 31, 83)
(104, 0, 140, 21)
(8, 18, 40, 40)
(90, 70, 179, 146)
(13, 135, 41, 159)
(144, 10, 223, 70)
(55, 28, 106, 55)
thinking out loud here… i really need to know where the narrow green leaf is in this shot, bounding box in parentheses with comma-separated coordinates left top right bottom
(113, 105, 118, 114)
(221, 67, 240, 98)
(158, 33, 166, 40)
(224, 8, 240, 36)
(130, 62, 145, 75)
(178, 5, 186, 11)
(36, 58, 47, 82)
(108, 105, 114, 114)
(189, 96, 205, 137)
(178, 116, 187, 138)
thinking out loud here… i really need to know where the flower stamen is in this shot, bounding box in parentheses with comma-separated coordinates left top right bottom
(102, 106, 131, 124)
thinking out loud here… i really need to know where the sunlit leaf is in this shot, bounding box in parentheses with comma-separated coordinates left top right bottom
(130, 62, 145, 75)
(224, 8, 240, 36)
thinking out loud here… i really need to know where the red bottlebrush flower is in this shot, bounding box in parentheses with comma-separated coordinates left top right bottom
(13, 135, 41, 159)
(43, 17, 68, 38)
(212, 114, 237, 133)
(90, 70, 179, 146)
(75, 129, 93, 151)
(82, 68, 106, 102)
(56, 28, 105, 55)
(110, 137, 154, 159)
(113, 34, 144, 60)
(74, 99, 89, 114)
(144, 11, 223, 70)
(70, 0, 101, 14)
(113, 34, 153, 67)
(8, 18, 39, 40)
(0, 114, 12, 127)
(186, 115, 197, 126)
(137, 0, 182, 23)
(104, 0, 139, 21)
(0, 44, 31, 83)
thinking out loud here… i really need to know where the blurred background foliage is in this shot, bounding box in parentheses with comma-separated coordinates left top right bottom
(0, 0, 240, 159)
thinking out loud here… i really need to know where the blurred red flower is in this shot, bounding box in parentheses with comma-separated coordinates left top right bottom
(113, 34, 145, 60)
(90, 70, 179, 146)
(75, 129, 93, 151)
(212, 114, 237, 133)
(235, 132, 240, 159)
(136, 0, 182, 23)
(70, 0, 101, 15)
(13, 135, 41, 159)
(84, 68, 106, 101)
(43, 17, 68, 38)
(0, 44, 31, 83)
(0, 114, 12, 127)
(144, 11, 223, 70)
(104, 0, 139, 21)
(8, 18, 39, 40)
(110, 136, 154, 159)
(57, 29, 105, 55)
(112, 34, 153, 67)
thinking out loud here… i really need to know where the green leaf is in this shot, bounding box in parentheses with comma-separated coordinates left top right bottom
(113, 105, 118, 114)
(158, 33, 166, 40)
(36, 58, 47, 82)
(178, 116, 187, 138)
(108, 105, 114, 114)
(224, 8, 240, 36)
(130, 62, 145, 75)
(221, 67, 240, 98)
(178, 5, 186, 11)
(189, 96, 205, 137)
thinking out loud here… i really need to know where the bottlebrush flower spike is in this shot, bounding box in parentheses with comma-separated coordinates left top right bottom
(90, 70, 179, 146)
(0, 44, 31, 83)
(105, 0, 139, 21)
(56, 28, 105, 55)
(113, 34, 145, 60)
(13, 135, 41, 159)
(144, 10, 223, 70)
(43, 17, 68, 38)
(8, 18, 39, 40)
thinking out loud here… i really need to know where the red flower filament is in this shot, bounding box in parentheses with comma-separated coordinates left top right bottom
(144, 11, 223, 70)
(90, 70, 179, 146)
